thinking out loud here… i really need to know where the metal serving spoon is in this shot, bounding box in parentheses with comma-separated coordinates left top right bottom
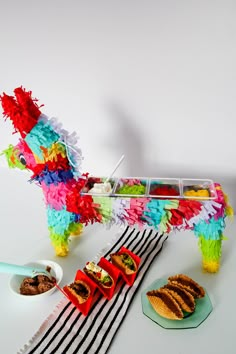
(0, 262, 53, 279)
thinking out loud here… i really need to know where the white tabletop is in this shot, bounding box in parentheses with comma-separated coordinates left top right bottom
(0, 170, 235, 353)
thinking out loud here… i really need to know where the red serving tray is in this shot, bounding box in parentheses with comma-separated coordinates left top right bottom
(62, 270, 98, 316)
(96, 257, 120, 300)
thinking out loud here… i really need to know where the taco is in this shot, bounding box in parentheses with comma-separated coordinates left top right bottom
(65, 280, 91, 304)
(110, 251, 138, 275)
(83, 262, 114, 289)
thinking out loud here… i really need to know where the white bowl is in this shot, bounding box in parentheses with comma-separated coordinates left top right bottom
(9, 260, 63, 299)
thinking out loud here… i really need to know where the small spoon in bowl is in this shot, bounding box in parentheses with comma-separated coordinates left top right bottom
(0, 262, 53, 279)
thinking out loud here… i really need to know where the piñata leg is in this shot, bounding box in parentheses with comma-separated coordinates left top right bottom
(198, 235, 223, 273)
(47, 206, 78, 256)
(194, 217, 226, 273)
(49, 228, 70, 257)
(68, 222, 83, 236)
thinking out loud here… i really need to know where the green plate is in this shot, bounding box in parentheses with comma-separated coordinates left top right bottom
(141, 278, 213, 329)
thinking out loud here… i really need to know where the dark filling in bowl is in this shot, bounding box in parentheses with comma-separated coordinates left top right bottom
(20, 274, 56, 295)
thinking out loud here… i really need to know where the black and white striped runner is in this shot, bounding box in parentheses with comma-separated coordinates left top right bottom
(19, 227, 168, 354)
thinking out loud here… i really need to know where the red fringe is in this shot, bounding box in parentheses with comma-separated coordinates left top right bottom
(0, 87, 42, 137)
(169, 199, 202, 226)
(66, 178, 102, 224)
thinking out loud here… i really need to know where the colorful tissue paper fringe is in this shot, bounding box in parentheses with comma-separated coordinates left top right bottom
(0, 87, 234, 272)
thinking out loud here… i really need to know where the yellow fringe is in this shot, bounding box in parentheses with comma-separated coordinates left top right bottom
(202, 260, 220, 273)
(226, 206, 234, 218)
(54, 244, 69, 257)
(46, 143, 67, 162)
(223, 192, 234, 217)
(33, 153, 45, 164)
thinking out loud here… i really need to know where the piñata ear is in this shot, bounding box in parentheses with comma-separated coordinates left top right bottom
(0, 87, 42, 138)
(1, 93, 20, 134)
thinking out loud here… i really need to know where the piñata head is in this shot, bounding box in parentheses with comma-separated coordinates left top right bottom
(0, 87, 82, 180)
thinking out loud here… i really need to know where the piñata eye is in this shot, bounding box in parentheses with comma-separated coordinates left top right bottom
(19, 153, 26, 166)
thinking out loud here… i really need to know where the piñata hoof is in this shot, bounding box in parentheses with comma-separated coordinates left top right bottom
(202, 260, 220, 273)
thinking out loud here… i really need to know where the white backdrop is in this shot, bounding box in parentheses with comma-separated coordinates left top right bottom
(0, 0, 235, 210)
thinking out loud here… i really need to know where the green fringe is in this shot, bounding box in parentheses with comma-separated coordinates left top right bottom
(1, 145, 26, 170)
(198, 235, 223, 262)
(49, 227, 70, 247)
(68, 222, 82, 234)
(93, 196, 112, 223)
